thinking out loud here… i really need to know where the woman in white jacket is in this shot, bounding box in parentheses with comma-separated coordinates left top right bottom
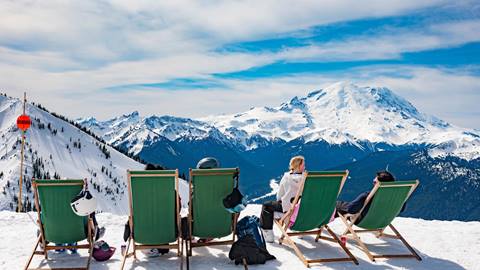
(260, 156, 305, 242)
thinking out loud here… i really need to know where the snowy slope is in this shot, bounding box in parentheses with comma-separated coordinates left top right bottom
(202, 82, 480, 159)
(2, 204, 478, 269)
(0, 95, 144, 214)
(78, 82, 480, 161)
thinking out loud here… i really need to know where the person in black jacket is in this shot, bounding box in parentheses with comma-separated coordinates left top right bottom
(336, 171, 404, 223)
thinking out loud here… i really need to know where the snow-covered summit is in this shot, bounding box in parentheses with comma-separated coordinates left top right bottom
(76, 82, 480, 160)
(79, 112, 232, 156)
(202, 82, 480, 159)
(77, 111, 141, 140)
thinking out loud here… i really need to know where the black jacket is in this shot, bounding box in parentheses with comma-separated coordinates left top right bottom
(229, 235, 275, 265)
(336, 191, 406, 224)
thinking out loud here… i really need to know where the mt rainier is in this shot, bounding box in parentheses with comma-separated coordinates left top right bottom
(77, 82, 480, 221)
(80, 81, 480, 161)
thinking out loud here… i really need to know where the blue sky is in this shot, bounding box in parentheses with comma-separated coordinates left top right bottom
(0, 1, 479, 128)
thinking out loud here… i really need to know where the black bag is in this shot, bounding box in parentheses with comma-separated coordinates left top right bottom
(229, 235, 276, 265)
(223, 169, 245, 210)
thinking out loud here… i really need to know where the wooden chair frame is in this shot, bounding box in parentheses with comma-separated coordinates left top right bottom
(187, 168, 239, 256)
(25, 180, 95, 270)
(120, 170, 183, 270)
(338, 180, 421, 262)
(274, 171, 358, 268)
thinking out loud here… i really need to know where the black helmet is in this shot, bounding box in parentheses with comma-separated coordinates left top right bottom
(196, 157, 220, 169)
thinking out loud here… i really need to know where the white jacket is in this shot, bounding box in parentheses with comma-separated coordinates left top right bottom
(276, 172, 304, 212)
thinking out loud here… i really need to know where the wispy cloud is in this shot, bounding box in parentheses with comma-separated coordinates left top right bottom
(0, 0, 479, 129)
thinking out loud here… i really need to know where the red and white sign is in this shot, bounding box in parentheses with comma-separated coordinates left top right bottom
(16, 114, 31, 131)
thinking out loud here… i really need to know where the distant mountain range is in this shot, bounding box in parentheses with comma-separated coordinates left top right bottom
(0, 82, 478, 221)
(79, 82, 480, 160)
(77, 82, 480, 221)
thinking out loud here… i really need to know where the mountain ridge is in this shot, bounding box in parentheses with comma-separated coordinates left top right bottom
(0, 94, 144, 214)
(78, 82, 480, 160)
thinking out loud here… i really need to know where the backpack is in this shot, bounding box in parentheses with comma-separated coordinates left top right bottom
(235, 215, 266, 249)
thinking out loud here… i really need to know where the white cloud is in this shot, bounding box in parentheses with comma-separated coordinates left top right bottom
(0, 0, 449, 68)
(0, 0, 479, 129)
(5, 65, 478, 129)
(278, 19, 480, 62)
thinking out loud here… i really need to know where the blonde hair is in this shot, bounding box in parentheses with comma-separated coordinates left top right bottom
(289, 156, 305, 172)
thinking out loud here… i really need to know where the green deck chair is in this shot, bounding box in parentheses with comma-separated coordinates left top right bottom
(187, 168, 239, 256)
(25, 179, 95, 270)
(274, 171, 359, 268)
(121, 170, 182, 270)
(338, 180, 421, 261)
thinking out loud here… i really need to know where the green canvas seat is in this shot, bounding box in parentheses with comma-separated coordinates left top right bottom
(187, 168, 239, 256)
(275, 171, 358, 267)
(25, 179, 95, 270)
(338, 180, 421, 261)
(120, 170, 182, 270)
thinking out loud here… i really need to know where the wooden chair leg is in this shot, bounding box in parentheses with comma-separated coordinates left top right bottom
(120, 238, 132, 270)
(339, 214, 375, 261)
(177, 238, 181, 257)
(86, 243, 93, 270)
(84, 220, 93, 270)
(43, 238, 48, 260)
(133, 243, 137, 260)
(324, 225, 358, 265)
(314, 228, 322, 242)
(389, 224, 422, 261)
(24, 236, 41, 270)
(274, 220, 309, 267)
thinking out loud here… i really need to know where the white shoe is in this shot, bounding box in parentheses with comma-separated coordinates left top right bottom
(262, 229, 274, 243)
(142, 248, 160, 258)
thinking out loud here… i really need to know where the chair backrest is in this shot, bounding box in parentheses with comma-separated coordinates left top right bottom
(34, 179, 87, 244)
(290, 171, 348, 232)
(128, 170, 179, 245)
(189, 168, 237, 238)
(355, 180, 419, 230)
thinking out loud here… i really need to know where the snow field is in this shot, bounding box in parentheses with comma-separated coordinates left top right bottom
(1, 204, 478, 270)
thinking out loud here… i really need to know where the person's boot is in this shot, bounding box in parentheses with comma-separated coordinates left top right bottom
(262, 229, 274, 243)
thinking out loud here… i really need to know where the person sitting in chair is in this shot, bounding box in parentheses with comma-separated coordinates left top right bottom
(335, 170, 405, 223)
(259, 156, 305, 243)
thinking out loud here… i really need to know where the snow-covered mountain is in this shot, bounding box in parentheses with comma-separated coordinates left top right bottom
(202, 81, 480, 160)
(72, 82, 480, 221)
(79, 82, 480, 161)
(78, 113, 232, 156)
(0, 94, 144, 214)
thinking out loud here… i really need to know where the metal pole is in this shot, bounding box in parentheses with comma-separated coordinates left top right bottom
(17, 92, 26, 212)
